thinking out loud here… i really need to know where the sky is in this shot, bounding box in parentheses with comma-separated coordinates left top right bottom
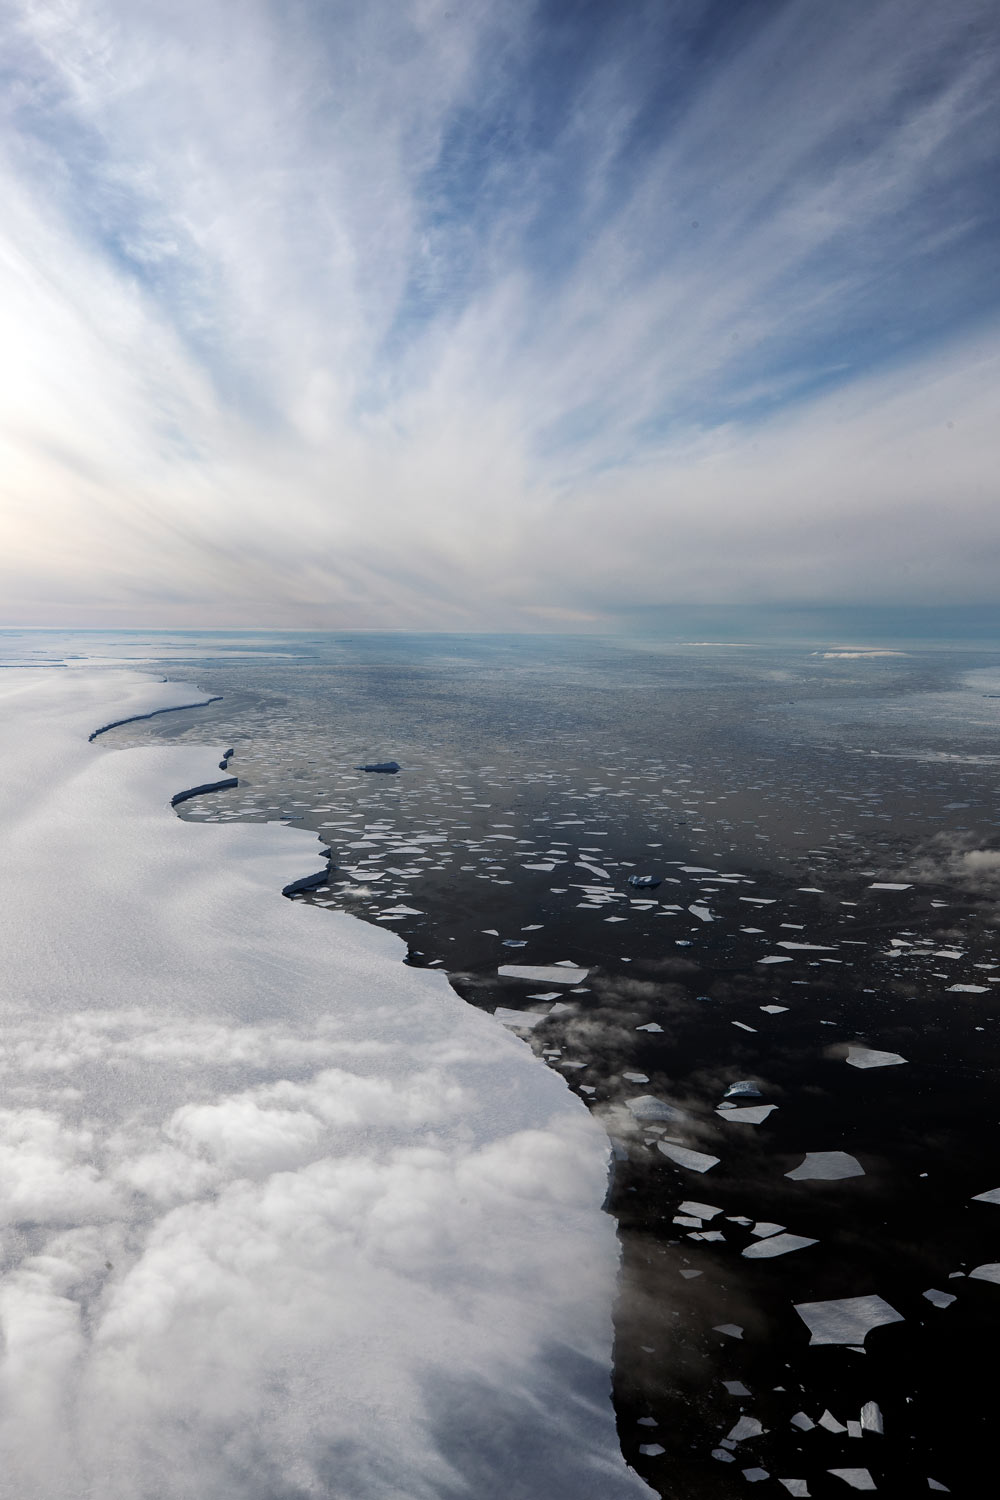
(0, 0, 998, 632)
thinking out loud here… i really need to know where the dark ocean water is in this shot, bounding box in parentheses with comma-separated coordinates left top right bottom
(30, 629, 1000, 1499)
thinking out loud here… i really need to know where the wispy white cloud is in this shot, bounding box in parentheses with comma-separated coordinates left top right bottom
(0, 0, 997, 626)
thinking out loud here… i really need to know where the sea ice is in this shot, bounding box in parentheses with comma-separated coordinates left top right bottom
(742, 1234, 817, 1259)
(922, 1289, 956, 1308)
(972, 1187, 1000, 1204)
(845, 1046, 907, 1069)
(828, 1469, 876, 1490)
(794, 1295, 904, 1345)
(498, 964, 591, 983)
(657, 1143, 719, 1172)
(627, 1096, 686, 1123)
(716, 1105, 776, 1125)
(786, 1152, 865, 1180)
(969, 1263, 1000, 1284)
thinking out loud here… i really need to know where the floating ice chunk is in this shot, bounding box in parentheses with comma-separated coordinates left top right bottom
(732, 1022, 758, 1031)
(680, 1200, 722, 1218)
(723, 1380, 750, 1396)
(819, 1411, 847, 1433)
(743, 1234, 817, 1259)
(845, 1046, 907, 1069)
(828, 1469, 876, 1490)
(786, 1152, 865, 1181)
(713, 1324, 744, 1339)
(751, 1222, 785, 1238)
(779, 1483, 811, 1497)
(522, 862, 556, 871)
(725, 1081, 762, 1099)
(498, 964, 590, 983)
(726, 1416, 764, 1442)
(927, 1481, 950, 1491)
(795, 1295, 903, 1345)
(636, 1417, 657, 1427)
(638, 1444, 665, 1456)
(868, 882, 911, 891)
(679, 1269, 702, 1279)
(946, 984, 988, 993)
(761, 1004, 788, 1013)
(674, 1215, 704, 1228)
(712, 1449, 736, 1462)
(931, 949, 962, 959)
(623, 1072, 650, 1083)
(717, 1105, 776, 1125)
(355, 761, 400, 773)
(657, 1142, 719, 1172)
(969, 1263, 1000, 1284)
(861, 1402, 883, 1434)
(741, 897, 776, 904)
(790, 1413, 815, 1431)
(627, 1095, 686, 1123)
(847, 1421, 863, 1439)
(922, 1289, 956, 1308)
(743, 1468, 769, 1482)
(689, 904, 715, 922)
(636, 1022, 664, 1032)
(777, 942, 839, 951)
(492, 1008, 548, 1029)
(528, 992, 561, 1001)
(972, 1187, 1000, 1205)
(758, 956, 793, 965)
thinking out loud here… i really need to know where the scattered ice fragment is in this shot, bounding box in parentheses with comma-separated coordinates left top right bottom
(777, 942, 839, 951)
(727, 1416, 765, 1442)
(922, 1289, 956, 1308)
(779, 1483, 810, 1497)
(741, 897, 776, 905)
(743, 1469, 769, 1482)
(725, 1082, 762, 1099)
(927, 1481, 950, 1491)
(751, 1222, 786, 1238)
(847, 1421, 863, 1439)
(761, 1004, 789, 1013)
(971, 1187, 1000, 1205)
(628, 1095, 686, 1123)
(845, 1046, 907, 1069)
(969, 1263, 1000, 1284)
(717, 1105, 776, 1125)
(861, 1402, 883, 1434)
(758, 956, 793, 965)
(689, 904, 715, 922)
(679, 1269, 702, 1279)
(636, 1417, 658, 1427)
(528, 992, 561, 1001)
(638, 1444, 665, 1456)
(868, 882, 912, 891)
(743, 1234, 818, 1260)
(674, 1216, 704, 1228)
(657, 1142, 719, 1172)
(733, 1022, 758, 1031)
(636, 1022, 664, 1032)
(712, 1449, 736, 1463)
(786, 1152, 865, 1181)
(828, 1469, 876, 1490)
(623, 1071, 650, 1083)
(498, 964, 590, 983)
(819, 1411, 847, 1433)
(723, 1381, 751, 1396)
(790, 1413, 815, 1431)
(492, 1008, 548, 1029)
(680, 1200, 722, 1218)
(713, 1324, 744, 1339)
(794, 1295, 904, 1345)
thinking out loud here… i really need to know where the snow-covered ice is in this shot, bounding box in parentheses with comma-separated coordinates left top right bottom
(0, 669, 651, 1500)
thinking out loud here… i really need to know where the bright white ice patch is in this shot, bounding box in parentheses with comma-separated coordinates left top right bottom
(0, 669, 651, 1500)
(656, 1142, 720, 1172)
(786, 1152, 865, 1181)
(498, 964, 591, 984)
(845, 1046, 907, 1069)
(794, 1294, 904, 1346)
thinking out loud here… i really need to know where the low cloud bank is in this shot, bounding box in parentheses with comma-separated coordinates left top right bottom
(0, 668, 650, 1499)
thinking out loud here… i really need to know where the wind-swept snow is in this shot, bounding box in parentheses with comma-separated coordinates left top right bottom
(0, 669, 651, 1500)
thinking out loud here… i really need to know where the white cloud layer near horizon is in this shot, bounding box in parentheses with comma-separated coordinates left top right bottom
(0, 0, 998, 628)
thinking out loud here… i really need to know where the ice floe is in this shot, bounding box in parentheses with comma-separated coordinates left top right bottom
(845, 1046, 907, 1069)
(794, 1294, 904, 1345)
(786, 1151, 865, 1180)
(742, 1233, 818, 1259)
(657, 1143, 720, 1172)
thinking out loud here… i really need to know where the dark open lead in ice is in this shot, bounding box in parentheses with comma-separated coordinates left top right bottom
(356, 760, 401, 773)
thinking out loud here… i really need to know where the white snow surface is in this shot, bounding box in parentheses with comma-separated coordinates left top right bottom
(0, 669, 652, 1500)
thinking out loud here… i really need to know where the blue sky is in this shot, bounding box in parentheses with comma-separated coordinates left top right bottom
(1, 0, 998, 629)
